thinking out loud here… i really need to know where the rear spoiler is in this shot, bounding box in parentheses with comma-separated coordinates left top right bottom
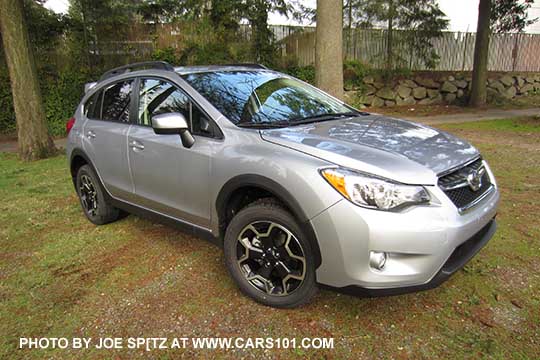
(84, 82, 97, 93)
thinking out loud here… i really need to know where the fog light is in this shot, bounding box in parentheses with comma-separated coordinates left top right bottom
(369, 251, 387, 270)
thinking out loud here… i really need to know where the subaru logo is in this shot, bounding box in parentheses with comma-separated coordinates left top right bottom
(466, 168, 483, 192)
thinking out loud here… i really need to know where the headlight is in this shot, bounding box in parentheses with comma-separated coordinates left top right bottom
(320, 168, 430, 211)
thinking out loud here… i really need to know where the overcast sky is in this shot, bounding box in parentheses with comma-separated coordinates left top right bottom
(44, 0, 540, 33)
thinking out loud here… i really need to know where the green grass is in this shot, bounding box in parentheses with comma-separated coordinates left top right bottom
(440, 116, 540, 132)
(0, 118, 539, 359)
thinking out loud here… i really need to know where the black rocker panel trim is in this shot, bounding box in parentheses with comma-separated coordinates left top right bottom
(69, 148, 219, 246)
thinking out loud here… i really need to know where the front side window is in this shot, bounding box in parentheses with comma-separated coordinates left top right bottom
(102, 80, 132, 123)
(182, 71, 353, 126)
(138, 79, 189, 126)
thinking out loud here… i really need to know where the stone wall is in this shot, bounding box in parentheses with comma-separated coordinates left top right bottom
(346, 73, 540, 107)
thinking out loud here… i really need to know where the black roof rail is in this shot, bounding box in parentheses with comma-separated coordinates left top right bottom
(99, 61, 175, 82)
(223, 63, 269, 70)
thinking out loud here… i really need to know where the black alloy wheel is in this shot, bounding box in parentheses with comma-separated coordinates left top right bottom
(236, 220, 307, 296)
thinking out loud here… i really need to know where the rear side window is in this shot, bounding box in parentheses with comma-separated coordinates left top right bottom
(102, 81, 133, 123)
(84, 91, 102, 119)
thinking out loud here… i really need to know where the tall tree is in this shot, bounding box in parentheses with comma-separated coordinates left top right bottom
(386, 0, 395, 70)
(137, 0, 213, 23)
(136, 0, 301, 65)
(469, 0, 492, 107)
(343, 0, 364, 58)
(469, 0, 537, 107)
(315, 0, 344, 99)
(245, 0, 280, 64)
(0, 0, 56, 160)
(68, 0, 141, 67)
(243, 0, 299, 65)
(25, 0, 66, 52)
(355, 0, 448, 70)
(491, 0, 537, 33)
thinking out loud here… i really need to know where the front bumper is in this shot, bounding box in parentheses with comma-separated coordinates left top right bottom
(326, 219, 496, 297)
(311, 183, 500, 294)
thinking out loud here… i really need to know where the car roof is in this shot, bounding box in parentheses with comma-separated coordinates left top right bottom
(174, 65, 269, 75)
(84, 63, 274, 95)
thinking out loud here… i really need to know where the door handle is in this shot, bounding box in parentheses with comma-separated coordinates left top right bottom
(130, 140, 145, 151)
(87, 130, 96, 139)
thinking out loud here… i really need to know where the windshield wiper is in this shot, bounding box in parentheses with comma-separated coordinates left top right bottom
(236, 111, 362, 129)
(289, 111, 359, 126)
(236, 121, 290, 129)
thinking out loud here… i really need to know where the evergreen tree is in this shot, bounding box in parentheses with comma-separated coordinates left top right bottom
(349, 0, 449, 70)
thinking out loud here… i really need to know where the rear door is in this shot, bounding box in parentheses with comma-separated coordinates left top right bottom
(82, 80, 135, 199)
(127, 77, 216, 228)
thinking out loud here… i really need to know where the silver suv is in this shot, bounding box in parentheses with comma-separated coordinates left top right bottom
(67, 62, 499, 308)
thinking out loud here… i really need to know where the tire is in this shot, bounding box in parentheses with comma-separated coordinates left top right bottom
(224, 199, 317, 308)
(76, 164, 122, 225)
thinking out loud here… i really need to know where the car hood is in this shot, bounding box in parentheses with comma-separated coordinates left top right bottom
(260, 115, 479, 185)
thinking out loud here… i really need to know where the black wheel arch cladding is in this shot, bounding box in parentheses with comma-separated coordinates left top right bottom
(216, 174, 322, 268)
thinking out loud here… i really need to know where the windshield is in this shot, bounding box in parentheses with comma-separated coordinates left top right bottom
(182, 71, 354, 126)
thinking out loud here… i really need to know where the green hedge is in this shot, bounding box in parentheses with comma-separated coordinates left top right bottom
(0, 67, 89, 137)
(43, 70, 89, 137)
(0, 68, 16, 136)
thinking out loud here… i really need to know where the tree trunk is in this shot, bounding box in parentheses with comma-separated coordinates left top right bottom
(0, 0, 56, 160)
(386, 0, 394, 71)
(80, 0, 92, 71)
(250, 0, 273, 65)
(315, 0, 344, 99)
(347, 0, 353, 60)
(469, 0, 492, 107)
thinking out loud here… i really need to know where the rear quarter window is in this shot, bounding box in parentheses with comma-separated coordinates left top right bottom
(84, 91, 102, 119)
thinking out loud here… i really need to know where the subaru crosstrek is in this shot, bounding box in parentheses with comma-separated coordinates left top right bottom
(66, 62, 499, 308)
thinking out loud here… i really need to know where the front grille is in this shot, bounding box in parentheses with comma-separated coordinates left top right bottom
(438, 158, 492, 211)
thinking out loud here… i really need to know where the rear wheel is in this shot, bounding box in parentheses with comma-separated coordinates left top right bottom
(224, 199, 317, 308)
(76, 165, 122, 225)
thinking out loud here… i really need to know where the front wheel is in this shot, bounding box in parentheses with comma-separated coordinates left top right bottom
(224, 199, 317, 308)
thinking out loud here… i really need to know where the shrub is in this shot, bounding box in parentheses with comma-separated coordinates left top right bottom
(283, 65, 315, 84)
(343, 60, 373, 90)
(344, 60, 372, 80)
(186, 42, 237, 65)
(379, 67, 414, 82)
(151, 47, 178, 64)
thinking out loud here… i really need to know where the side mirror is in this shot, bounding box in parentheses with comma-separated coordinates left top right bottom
(151, 112, 195, 148)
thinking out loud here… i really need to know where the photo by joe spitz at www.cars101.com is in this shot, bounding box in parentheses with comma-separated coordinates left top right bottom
(66, 61, 499, 308)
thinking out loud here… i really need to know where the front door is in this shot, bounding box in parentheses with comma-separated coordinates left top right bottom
(127, 78, 213, 228)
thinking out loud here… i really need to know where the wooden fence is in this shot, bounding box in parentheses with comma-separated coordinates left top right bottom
(273, 25, 540, 72)
(77, 23, 540, 72)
